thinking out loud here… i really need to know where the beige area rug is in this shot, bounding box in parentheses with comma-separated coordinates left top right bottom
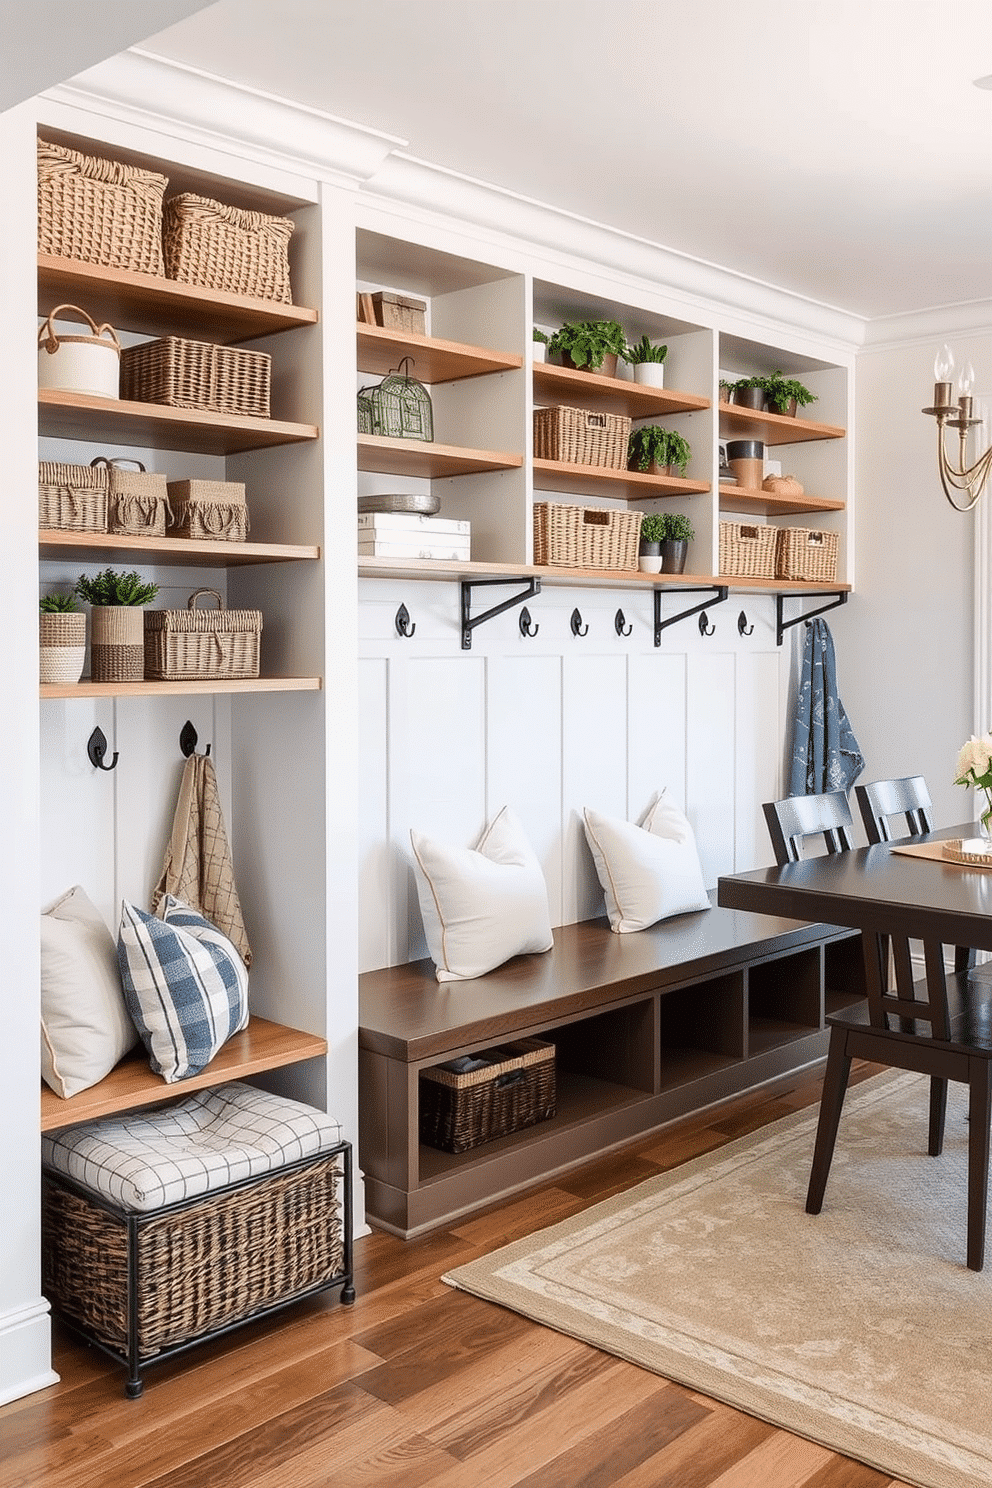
(444, 1071, 992, 1488)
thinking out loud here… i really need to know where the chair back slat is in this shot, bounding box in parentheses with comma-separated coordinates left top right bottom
(762, 791, 855, 865)
(856, 776, 934, 845)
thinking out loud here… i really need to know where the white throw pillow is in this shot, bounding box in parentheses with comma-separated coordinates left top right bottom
(410, 806, 554, 982)
(583, 792, 711, 933)
(40, 886, 139, 1099)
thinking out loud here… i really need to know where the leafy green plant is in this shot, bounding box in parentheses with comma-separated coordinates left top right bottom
(732, 375, 764, 393)
(662, 511, 695, 544)
(75, 568, 159, 607)
(760, 371, 818, 414)
(639, 512, 668, 545)
(40, 592, 79, 613)
(628, 426, 692, 476)
(719, 379, 734, 398)
(546, 319, 626, 371)
(662, 430, 692, 476)
(622, 335, 668, 365)
(533, 327, 549, 344)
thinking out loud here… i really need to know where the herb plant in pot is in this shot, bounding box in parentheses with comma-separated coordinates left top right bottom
(39, 592, 86, 685)
(75, 567, 159, 683)
(628, 426, 692, 477)
(546, 319, 626, 378)
(760, 371, 818, 419)
(533, 327, 549, 364)
(660, 511, 695, 574)
(638, 511, 668, 573)
(731, 376, 766, 411)
(622, 335, 668, 387)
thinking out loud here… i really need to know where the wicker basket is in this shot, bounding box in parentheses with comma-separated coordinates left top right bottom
(92, 458, 171, 537)
(719, 520, 778, 579)
(38, 461, 108, 532)
(775, 527, 839, 583)
(533, 405, 631, 470)
(143, 588, 261, 680)
(120, 337, 271, 418)
(163, 194, 294, 303)
(167, 480, 249, 542)
(37, 138, 167, 275)
(533, 501, 641, 570)
(420, 1039, 556, 1153)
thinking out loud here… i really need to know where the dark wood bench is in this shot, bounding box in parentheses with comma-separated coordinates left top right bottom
(358, 898, 864, 1237)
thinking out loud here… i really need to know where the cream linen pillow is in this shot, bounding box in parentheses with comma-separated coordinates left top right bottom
(41, 885, 139, 1098)
(410, 806, 554, 982)
(583, 791, 711, 933)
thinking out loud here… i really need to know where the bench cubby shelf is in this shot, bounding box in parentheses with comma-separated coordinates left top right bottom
(358, 907, 865, 1237)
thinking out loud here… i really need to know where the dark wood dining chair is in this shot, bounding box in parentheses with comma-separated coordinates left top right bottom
(762, 791, 856, 866)
(854, 775, 933, 843)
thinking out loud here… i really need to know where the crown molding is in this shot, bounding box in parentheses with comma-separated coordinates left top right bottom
(862, 298, 992, 352)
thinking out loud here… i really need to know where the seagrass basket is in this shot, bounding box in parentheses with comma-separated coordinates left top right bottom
(167, 479, 248, 542)
(163, 194, 294, 303)
(719, 520, 778, 579)
(775, 527, 839, 583)
(533, 501, 640, 570)
(92, 458, 171, 537)
(38, 461, 108, 532)
(419, 1039, 556, 1153)
(37, 137, 168, 275)
(143, 589, 261, 680)
(533, 405, 631, 470)
(120, 337, 271, 418)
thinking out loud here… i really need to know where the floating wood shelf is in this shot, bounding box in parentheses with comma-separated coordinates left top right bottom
(718, 404, 846, 446)
(358, 554, 852, 595)
(356, 322, 521, 382)
(533, 458, 709, 501)
(39, 389, 319, 456)
(534, 364, 710, 418)
(39, 531, 320, 567)
(41, 676, 322, 700)
(358, 433, 522, 479)
(717, 484, 845, 517)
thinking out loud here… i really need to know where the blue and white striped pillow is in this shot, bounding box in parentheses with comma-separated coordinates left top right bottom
(117, 896, 249, 1083)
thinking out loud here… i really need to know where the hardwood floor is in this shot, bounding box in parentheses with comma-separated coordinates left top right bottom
(2, 1061, 909, 1488)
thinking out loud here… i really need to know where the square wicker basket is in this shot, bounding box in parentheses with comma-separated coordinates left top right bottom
(533, 405, 631, 470)
(163, 194, 294, 304)
(143, 589, 261, 681)
(419, 1039, 556, 1153)
(719, 520, 778, 579)
(120, 337, 271, 418)
(38, 460, 108, 532)
(37, 137, 167, 276)
(167, 479, 249, 542)
(93, 458, 170, 538)
(775, 527, 839, 583)
(533, 501, 641, 570)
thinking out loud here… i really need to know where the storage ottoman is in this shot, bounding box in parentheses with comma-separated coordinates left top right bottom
(41, 1081, 354, 1397)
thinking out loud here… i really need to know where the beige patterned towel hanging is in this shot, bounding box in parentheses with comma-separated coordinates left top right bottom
(152, 753, 252, 967)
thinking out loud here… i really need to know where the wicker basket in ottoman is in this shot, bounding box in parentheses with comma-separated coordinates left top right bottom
(775, 527, 839, 583)
(533, 500, 640, 571)
(38, 460, 108, 532)
(420, 1038, 556, 1153)
(120, 336, 271, 418)
(719, 520, 778, 580)
(167, 479, 249, 542)
(163, 194, 295, 304)
(41, 1082, 354, 1396)
(533, 405, 631, 470)
(37, 137, 168, 275)
(144, 588, 261, 681)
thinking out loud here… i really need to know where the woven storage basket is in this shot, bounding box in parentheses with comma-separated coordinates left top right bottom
(719, 520, 778, 579)
(38, 460, 108, 532)
(120, 337, 271, 418)
(167, 479, 248, 542)
(163, 194, 294, 303)
(533, 501, 640, 570)
(90, 606, 145, 684)
(92, 458, 171, 537)
(37, 138, 167, 275)
(143, 588, 261, 681)
(533, 405, 631, 469)
(420, 1039, 556, 1153)
(775, 527, 839, 583)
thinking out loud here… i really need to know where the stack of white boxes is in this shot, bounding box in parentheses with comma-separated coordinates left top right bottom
(357, 511, 471, 560)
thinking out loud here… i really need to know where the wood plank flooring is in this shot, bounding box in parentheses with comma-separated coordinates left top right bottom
(1, 1062, 910, 1488)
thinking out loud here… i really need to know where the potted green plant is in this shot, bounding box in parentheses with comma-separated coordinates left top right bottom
(759, 371, 818, 418)
(731, 375, 766, 411)
(628, 427, 692, 477)
(622, 335, 668, 387)
(546, 319, 626, 377)
(660, 511, 695, 574)
(39, 592, 86, 685)
(75, 568, 159, 683)
(719, 379, 734, 404)
(532, 327, 549, 364)
(638, 511, 668, 573)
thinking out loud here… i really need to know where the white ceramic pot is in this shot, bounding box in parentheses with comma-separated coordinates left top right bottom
(633, 362, 665, 387)
(39, 611, 86, 684)
(37, 303, 120, 399)
(638, 554, 663, 574)
(532, 341, 546, 363)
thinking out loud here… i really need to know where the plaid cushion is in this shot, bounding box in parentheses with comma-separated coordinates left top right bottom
(41, 1081, 343, 1210)
(118, 895, 248, 1083)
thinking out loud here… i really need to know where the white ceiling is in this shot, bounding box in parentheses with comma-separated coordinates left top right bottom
(21, 0, 992, 322)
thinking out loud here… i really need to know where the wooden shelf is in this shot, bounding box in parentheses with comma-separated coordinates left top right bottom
(39, 389, 319, 456)
(358, 554, 851, 595)
(40, 1016, 327, 1131)
(356, 322, 521, 382)
(718, 404, 846, 446)
(358, 433, 522, 479)
(534, 364, 710, 418)
(40, 531, 319, 566)
(534, 458, 709, 501)
(718, 484, 845, 517)
(38, 254, 318, 341)
(41, 676, 322, 699)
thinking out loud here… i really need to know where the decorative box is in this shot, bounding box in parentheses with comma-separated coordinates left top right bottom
(371, 291, 427, 334)
(120, 337, 271, 418)
(143, 589, 262, 681)
(167, 479, 249, 542)
(357, 511, 470, 560)
(419, 1039, 556, 1153)
(163, 193, 294, 304)
(533, 500, 640, 571)
(37, 137, 167, 275)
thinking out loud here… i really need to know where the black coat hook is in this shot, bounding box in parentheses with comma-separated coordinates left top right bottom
(570, 607, 589, 637)
(180, 720, 210, 758)
(395, 602, 416, 638)
(698, 611, 716, 637)
(87, 726, 118, 772)
(737, 610, 754, 636)
(614, 608, 633, 637)
(519, 606, 539, 637)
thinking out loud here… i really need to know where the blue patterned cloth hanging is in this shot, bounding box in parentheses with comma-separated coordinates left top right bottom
(788, 618, 864, 796)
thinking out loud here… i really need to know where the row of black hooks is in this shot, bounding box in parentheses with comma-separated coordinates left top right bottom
(86, 720, 210, 773)
(395, 601, 756, 640)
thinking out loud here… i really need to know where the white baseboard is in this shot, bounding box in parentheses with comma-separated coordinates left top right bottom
(0, 1301, 59, 1405)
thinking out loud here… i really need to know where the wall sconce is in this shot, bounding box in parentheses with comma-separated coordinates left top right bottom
(922, 344, 992, 511)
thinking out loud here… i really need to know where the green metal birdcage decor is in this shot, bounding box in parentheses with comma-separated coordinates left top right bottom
(368, 357, 434, 442)
(357, 385, 376, 435)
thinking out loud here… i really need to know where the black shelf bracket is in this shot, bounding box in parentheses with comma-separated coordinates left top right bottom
(461, 576, 541, 649)
(653, 585, 728, 647)
(776, 591, 848, 647)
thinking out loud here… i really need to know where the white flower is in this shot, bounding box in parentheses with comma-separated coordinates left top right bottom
(955, 733, 992, 787)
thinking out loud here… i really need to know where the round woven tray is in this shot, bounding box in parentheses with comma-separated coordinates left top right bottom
(358, 492, 441, 515)
(942, 838, 992, 866)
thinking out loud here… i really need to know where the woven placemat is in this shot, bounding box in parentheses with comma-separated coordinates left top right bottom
(890, 838, 992, 870)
